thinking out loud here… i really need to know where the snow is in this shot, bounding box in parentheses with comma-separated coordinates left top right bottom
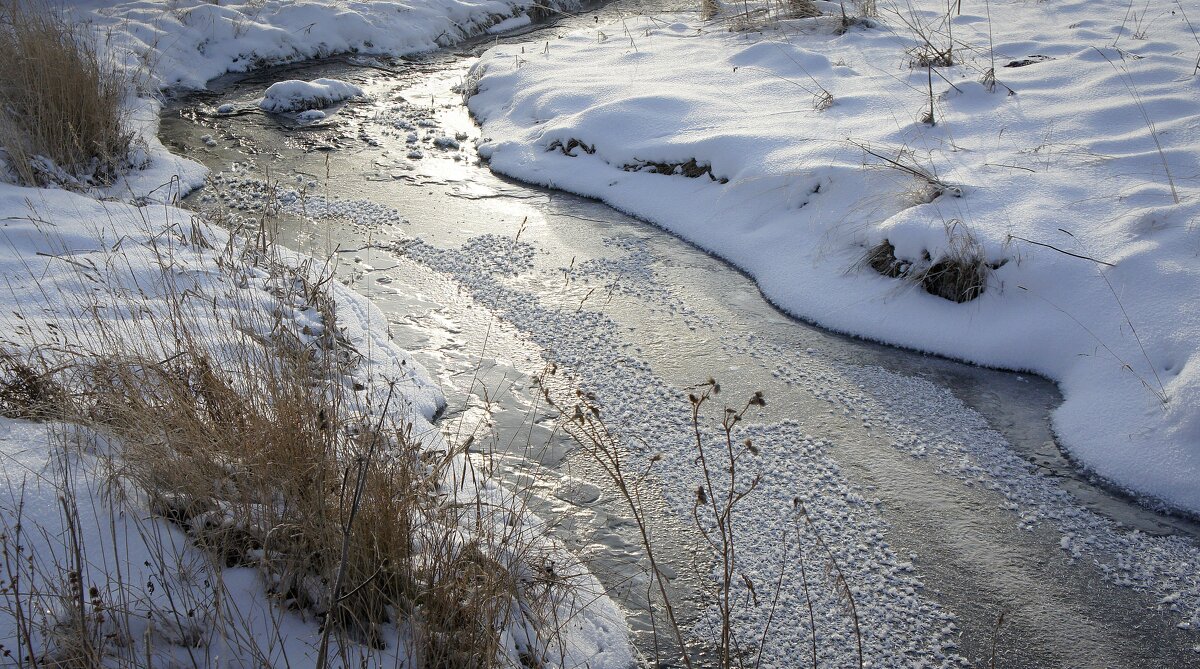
(259, 78, 364, 112)
(466, 0, 1200, 515)
(64, 0, 583, 90)
(107, 98, 209, 202)
(488, 13, 532, 34)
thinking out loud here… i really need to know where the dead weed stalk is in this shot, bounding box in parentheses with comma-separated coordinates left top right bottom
(540, 368, 862, 668)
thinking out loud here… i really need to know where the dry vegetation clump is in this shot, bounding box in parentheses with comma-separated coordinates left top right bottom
(0, 0, 134, 187)
(862, 221, 999, 303)
(916, 254, 989, 302)
(0, 215, 563, 667)
(782, 0, 821, 19)
(622, 157, 729, 183)
(83, 347, 525, 667)
(0, 348, 67, 421)
(723, 0, 820, 31)
(863, 239, 909, 278)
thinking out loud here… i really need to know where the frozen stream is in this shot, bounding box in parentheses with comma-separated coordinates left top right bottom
(160, 3, 1200, 666)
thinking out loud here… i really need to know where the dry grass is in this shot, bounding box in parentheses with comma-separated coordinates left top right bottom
(0, 1, 133, 187)
(848, 139, 960, 201)
(782, 0, 820, 19)
(0, 348, 67, 421)
(0, 210, 563, 666)
(862, 221, 996, 303)
(722, 0, 820, 31)
(90, 349, 521, 667)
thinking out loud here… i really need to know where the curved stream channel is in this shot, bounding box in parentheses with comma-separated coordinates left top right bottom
(160, 2, 1200, 666)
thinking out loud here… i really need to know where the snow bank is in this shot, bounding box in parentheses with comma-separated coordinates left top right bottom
(467, 1, 1200, 514)
(259, 77, 364, 112)
(65, 0, 581, 90)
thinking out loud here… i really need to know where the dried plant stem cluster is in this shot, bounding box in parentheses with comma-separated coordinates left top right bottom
(0, 1, 133, 187)
(539, 367, 865, 668)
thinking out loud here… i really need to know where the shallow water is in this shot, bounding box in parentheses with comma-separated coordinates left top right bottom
(161, 4, 1200, 665)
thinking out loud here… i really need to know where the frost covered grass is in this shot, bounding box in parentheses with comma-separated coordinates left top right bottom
(0, 1, 133, 187)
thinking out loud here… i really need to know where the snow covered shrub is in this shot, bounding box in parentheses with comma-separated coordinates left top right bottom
(0, 1, 132, 186)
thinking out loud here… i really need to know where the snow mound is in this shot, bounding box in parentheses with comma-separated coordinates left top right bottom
(259, 77, 364, 112)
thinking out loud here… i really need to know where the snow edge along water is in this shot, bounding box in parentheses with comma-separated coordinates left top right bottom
(465, 0, 1200, 517)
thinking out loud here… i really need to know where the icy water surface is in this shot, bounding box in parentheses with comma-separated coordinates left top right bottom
(160, 3, 1200, 666)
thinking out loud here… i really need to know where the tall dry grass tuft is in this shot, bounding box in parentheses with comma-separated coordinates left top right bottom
(0, 0, 133, 186)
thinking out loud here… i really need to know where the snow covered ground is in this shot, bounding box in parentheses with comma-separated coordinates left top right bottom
(466, 0, 1200, 515)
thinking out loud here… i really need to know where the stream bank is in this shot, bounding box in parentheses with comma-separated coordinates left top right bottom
(159, 4, 1200, 665)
